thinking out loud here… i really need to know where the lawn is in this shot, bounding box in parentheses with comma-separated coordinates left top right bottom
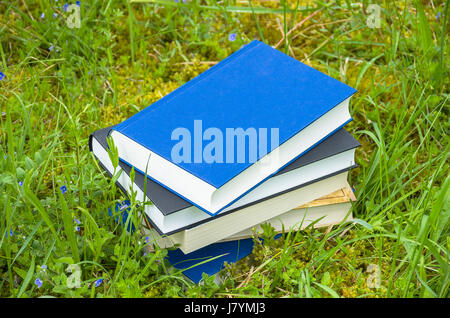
(0, 0, 448, 298)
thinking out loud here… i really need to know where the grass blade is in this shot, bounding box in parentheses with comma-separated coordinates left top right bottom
(58, 188, 80, 263)
(17, 256, 35, 298)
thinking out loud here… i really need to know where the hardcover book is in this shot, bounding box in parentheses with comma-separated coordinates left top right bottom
(108, 40, 357, 215)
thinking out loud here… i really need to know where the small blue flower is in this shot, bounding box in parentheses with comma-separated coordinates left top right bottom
(74, 217, 81, 225)
(95, 278, 103, 287)
(75, 226, 80, 232)
(436, 12, 441, 19)
(53, 12, 58, 18)
(49, 45, 54, 52)
(18, 181, 23, 186)
(0, 71, 5, 80)
(76, 1, 81, 6)
(39, 265, 47, 273)
(4, 229, 13, 238)
(145, 236, 150, 244)
(63, 3, 69, 12)
(40, 13, 45, 19)
(60, 185, 67, 194)
(35, 278, 43, 288)
(228, 33, 236, 42)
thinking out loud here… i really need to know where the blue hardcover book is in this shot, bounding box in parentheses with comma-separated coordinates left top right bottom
(109, 40, 356, 216)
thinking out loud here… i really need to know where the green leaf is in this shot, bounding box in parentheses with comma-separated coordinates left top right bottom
(351, 218, 374, 231)
(321, 271, 331, 286)
(17, 256, 35, 298)
(0, 173, 16, 186)
(414, 0, 433, 55)
(106, 136, 119, 170)
(58, 189, 80, 263)
(313, 282, 340, 298)
(13, 266, 28, 280)
(54, 257, 75, 264)
(22, 172, 57, 239)
(111, 169, 123, 184)
(11, 220, 43, 266)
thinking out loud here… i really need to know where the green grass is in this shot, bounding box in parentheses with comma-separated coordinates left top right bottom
(0, 0, 448, 298)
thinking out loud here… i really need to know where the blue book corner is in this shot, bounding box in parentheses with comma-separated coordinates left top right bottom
(108, 200, 136, 233)
(166, 239, 255, 283)
(166, 234, 282, 283)
(112, 40, 357, 188)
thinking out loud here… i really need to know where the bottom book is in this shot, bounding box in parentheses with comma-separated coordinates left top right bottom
(164, 238, 255, 284)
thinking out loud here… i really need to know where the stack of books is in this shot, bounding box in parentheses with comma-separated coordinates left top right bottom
(89, 40, 359, 282)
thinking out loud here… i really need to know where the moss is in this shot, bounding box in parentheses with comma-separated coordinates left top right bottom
(223, 228, 396, 297)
